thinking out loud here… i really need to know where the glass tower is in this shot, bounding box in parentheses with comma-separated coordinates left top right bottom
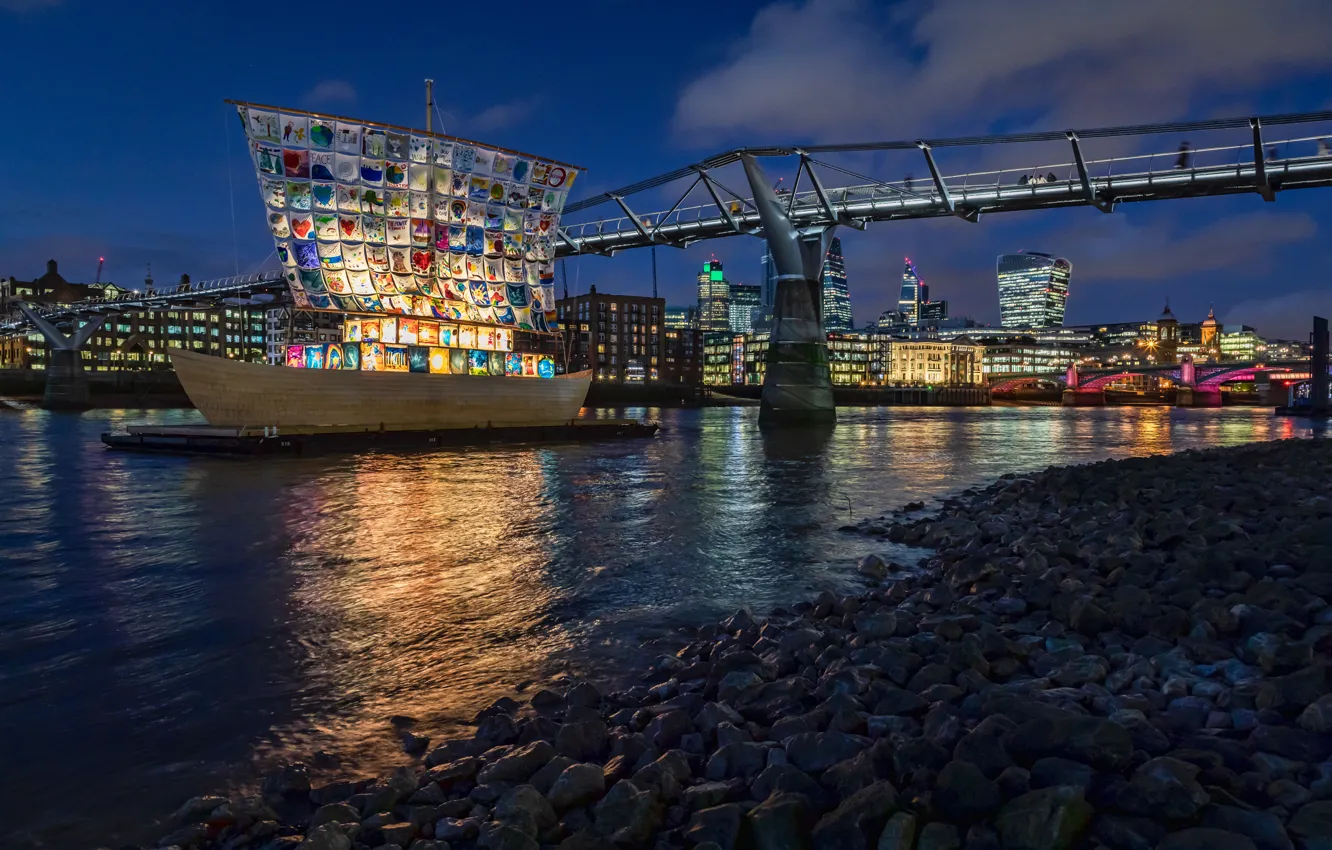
(696, 260, 731, 333)
(899, 258, 924, 325)
(821, 237, 853, 332)
(728, 283, 762, 333)
(760, 247, 778, 309)
(996, 251, 1071, 328)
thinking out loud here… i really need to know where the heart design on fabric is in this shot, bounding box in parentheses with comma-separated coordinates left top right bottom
(291, 219, 312, 238)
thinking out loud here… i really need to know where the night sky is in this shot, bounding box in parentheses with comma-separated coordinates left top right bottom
(4, 0, 1332, 337)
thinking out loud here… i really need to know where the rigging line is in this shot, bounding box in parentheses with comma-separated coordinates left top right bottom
(224, 105, 240, 276)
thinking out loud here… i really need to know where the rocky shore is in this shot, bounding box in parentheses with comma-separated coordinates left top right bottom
(130, 438, 1332, 850)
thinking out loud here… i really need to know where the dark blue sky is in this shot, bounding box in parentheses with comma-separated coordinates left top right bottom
(4, 0, 1332, 337)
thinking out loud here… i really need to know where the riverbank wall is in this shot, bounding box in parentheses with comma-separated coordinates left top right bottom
(136, 437, 1332, 850)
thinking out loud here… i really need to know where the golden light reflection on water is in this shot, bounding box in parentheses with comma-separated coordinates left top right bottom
(1, 404, 1323, 850)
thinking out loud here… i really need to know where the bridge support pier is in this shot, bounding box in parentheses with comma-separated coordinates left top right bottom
(1061, 389, 1105, 406)
(16, 304, 103, 411)
(740, 154, 835, 427)
(1176, 386, 1222, 407)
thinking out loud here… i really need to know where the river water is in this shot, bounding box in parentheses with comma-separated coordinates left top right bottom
(0, 404, 1316, 849)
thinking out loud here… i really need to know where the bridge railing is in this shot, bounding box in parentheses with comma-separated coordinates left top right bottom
(559, 126, 1332, 253)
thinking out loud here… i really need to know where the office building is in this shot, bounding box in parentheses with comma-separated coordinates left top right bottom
(696, 260, 730, 333)
(1, 261, 267, 371)
(664, 305, 696, 330)
(997, 251, 1071, 328)
(883, 337, 986, 386)
(919, 300, 948, 324)
(899, 258, 926, 325)
(821, 238, 853, 331)
(661, 325, 704, 386)
(557, 285, 664, 381)
(760, 247, 778, 310)
(728, 282, 762, 333)
(982, 340, 1082, 377)
(1219, 325, 1262, 361)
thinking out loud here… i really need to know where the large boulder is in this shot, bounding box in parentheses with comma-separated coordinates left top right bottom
(1005, 713, 1133, 772)
(994, 786, 1093, 850)
(548, 763, 607, 810)
(810, 781, 898, 850)
(1116, 757, 1210, 821)
(933, 759, 1001, 822)
(685, 804, 744, 850)
(478, 740, 556, 784)
(747, 792, 816, 850)
(591, 780, 662, 845)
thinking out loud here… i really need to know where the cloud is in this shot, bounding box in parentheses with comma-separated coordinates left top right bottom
(1222, 288, 1332, 339)
(674, 0, 1332, 144)
(468, 99, 538, 134)
(302, 80, 358, 109)
(1041, 211, 1318, 283)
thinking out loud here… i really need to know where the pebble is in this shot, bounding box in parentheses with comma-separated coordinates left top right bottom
(140, 439, 1332, 850)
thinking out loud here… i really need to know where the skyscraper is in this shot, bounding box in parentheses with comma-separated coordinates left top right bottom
(821, 237, 852, 332)
(728, 283, 762, 333)
(697, 260, 731, 333)
(996, 251, 1071, 328)
(899, 258, 924, 325)
(760, 247, 778, 309)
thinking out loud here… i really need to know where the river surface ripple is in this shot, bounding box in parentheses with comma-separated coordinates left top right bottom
(0, 404, 1316, 849)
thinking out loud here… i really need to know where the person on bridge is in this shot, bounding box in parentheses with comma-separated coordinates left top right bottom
(1319, 138, 1331, 157)
(1175, 141, 1192, 169)
(1267, 145, 1279, 162)
(904, 173, 914, 192)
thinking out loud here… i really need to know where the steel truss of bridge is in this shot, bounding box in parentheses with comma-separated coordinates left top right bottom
(556, 111, 1332, 258)
(0, 271, 287, 335)
(7, 110, 1332, 336)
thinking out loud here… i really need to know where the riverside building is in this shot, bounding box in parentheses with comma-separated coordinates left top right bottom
(997, 251, 1071, 328)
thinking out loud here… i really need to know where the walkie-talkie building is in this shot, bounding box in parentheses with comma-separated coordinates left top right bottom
(996, 251, 1071, 328)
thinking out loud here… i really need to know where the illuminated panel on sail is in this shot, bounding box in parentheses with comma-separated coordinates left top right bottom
(234, 101, 578, 334)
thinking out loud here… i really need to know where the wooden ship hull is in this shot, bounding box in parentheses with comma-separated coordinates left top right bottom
(169, 347, 591, 431)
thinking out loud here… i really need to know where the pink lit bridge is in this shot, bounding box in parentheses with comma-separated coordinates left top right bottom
(988, 357, 1320, 406)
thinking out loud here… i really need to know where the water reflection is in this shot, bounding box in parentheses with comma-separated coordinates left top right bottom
(0, 404, 1317, 850)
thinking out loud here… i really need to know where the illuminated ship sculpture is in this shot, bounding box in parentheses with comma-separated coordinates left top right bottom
(170, 91, 590, 431)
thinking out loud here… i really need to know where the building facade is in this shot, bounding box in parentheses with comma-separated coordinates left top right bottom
(884, 337, 985, 386)
(265, 308, 346, 364)
(728, 282, 762, 333)
(557, 286, 664, 381)
(696, 260, 730, 333)
(760, 247, 778, 312)
(821, 237, 853, 331)
(661, 326, 704, 386)
(1, 262, 267, 371)
(1219, 325, 1262, 361)
(898, 258, 925, 325)
(982, 339, 1082, 377)
(996, 251, 1071, 328)
(664, 305, 696, 330)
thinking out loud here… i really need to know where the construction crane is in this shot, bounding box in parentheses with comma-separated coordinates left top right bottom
(94, 257, 104, 284)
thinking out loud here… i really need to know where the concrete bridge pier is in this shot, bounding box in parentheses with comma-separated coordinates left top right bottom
(16, 304, 104, 410)
(1176, 386, 1223, 407)
(1061, 388, 1105, 406)
(740, 154, 835, 427)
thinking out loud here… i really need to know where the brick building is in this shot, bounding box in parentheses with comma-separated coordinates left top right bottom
(556, 286, 666, 382)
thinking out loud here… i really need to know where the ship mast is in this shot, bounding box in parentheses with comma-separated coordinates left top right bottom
(425, 79, 434, 134)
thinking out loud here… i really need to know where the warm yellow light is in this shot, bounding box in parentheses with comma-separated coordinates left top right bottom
(428, 346, 449, 374)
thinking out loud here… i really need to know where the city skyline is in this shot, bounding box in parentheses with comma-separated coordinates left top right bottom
(4, 1, 1332, 338)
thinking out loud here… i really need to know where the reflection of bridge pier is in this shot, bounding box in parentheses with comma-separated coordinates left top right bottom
(1061, 388, 1105, 406)
(15, 304, 104, 410)
(1175, 386, 1222, 407)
